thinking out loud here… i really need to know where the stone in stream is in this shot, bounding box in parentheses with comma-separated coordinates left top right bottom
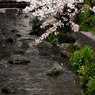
(13, 48, 25, 55)
(21, 41, 30, 50)
(2, 86, 28, 94)
(36, 40, 58, 56)
(16, 34, 22, 37)
(6, 36, 17, 43)
(8, 55, 30, 64)
(26, 47, 39, 55)
(11, 29, 19, 33)
(46, 63, 64, 76)
(2, 86, 19, 94)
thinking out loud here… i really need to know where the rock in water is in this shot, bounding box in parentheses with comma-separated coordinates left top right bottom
(26, 47, 39, 55)
(8, 55, 30, 64)
(36, 40, 57, 56)
(13, 48, 25, 55)
(16, 34, 22, 37)
(2, 86, 28, 94)
(2, 86, 18, 94)
(6, 36, 17, 43)
(46, 63, 64, 76)
(11, 29, 19, 33)
(21, 41, 29, 50)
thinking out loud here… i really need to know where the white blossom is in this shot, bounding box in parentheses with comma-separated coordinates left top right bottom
(90, 6, 95, 13)
(67, 3, 75, 9)
(72, 24, 79, 32)
(79, 0, 84, 3)
(54, 32, 59, 35)
(20, 0, 85, 46)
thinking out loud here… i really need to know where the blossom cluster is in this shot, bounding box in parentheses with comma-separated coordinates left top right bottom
(29, 20, 64, 46)
(16, 0, 81, 46)
(16, 0, 95, 46)
(90, 6, 95, 13)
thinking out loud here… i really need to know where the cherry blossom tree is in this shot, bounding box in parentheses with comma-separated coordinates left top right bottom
(16, 0, 95, 46)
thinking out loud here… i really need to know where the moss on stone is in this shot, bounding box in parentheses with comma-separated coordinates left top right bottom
(8, 55, 30, 64)
(46, 63, 64, 76)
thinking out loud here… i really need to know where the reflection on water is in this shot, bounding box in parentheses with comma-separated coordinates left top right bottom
(0, 9, 83, 95)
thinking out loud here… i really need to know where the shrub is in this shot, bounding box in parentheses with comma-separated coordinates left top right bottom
(79, 8, 91, 31)
(78, 63, 95, 91)
(82, 25, 91, 32)
(92, 15, 95, 23)
(69, 46, 95, 69)
(69, 46, 95, 94)
(79, 9, 95, 34)
(86, 76, 95, 95)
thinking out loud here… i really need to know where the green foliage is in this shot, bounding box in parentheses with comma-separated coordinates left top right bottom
(80, 75, 89, 88)
(84, 0, 91, 5)
(90, 22, 93, 27)
(81, 8, 90, 21)
(78, 65, 91, 87)
(92, 15, 95, 24)
(79, 9, 95, 34)
(47, 33, 57, 46)
(82, 25, 91, 31)
(77, 65, 88, 76)
(47, 31, 76, 46)
(86, 77, 95, 95)
(89, 27, 95, 35)
(69, 45, 95, 94)
(80, 22, 85, 28)
(69, 46, 95, 69)
(80, 8, 90, 27)
(68, 2, 95, 94)
(78, 63, 95, 90)
(66, 44, 81, 53)
(89, 64, 95, 77)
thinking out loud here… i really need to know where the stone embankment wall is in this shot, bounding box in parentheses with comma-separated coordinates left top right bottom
(75, 31, 95, 51)
(0, 0, 16, 2)
(0, 0, 30, 8)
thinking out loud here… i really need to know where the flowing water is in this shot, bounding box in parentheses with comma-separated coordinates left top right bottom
(0, 9, 83, 95)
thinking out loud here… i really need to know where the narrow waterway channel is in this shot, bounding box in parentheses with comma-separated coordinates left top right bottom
(0, 9, 83, 95)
